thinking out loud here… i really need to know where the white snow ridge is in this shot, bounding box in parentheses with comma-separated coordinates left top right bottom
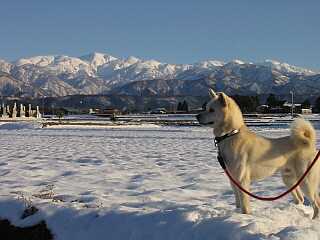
(0, 125, 320, 239)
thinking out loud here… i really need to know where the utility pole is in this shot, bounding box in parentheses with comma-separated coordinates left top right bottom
(41, 87, 49, 118)
(290, 91, 294, 117)
(42, 96, 45, 117)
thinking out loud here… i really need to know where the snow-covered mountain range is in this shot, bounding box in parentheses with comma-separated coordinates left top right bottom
(0, 53, 319, 97)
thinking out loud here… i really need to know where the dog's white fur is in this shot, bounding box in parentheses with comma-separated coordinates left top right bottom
(197, 89, 320, 218)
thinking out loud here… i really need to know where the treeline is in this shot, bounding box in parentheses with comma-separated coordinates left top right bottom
(231, 95, 260, 113)
(228, 94, 319, 113)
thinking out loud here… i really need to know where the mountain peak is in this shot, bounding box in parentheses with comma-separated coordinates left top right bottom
(15, 55, 55, 67)
(80, 52, 117, 68)
(0, 59, 12, 74)
(259, 59, 316, 75)
(126, 56, 140, 64)
(195, 60, 224, 68)
(229, 59, 246, 65)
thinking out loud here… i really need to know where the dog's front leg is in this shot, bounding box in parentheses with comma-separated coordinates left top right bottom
(228, 164, 252, 214)
(230, 181, 241, 209)
(238, 173, 251, 214)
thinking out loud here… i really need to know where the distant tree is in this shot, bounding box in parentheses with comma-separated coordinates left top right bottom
(232, 95, 260, 113)
(181, 100, 189, 112)
(301, 99, 311, 109)
(202, 101, 207, 110)
(56, 109, 65, 123)
(177, 102, 183, 111)
(110, 113, 117, 121)
(266, 94, 279, 107)
(314, 96, 320, 113)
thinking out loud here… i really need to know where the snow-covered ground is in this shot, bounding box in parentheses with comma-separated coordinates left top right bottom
(0, 122, 320, 239)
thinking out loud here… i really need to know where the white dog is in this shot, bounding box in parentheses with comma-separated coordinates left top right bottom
(197, 89, 320, 219)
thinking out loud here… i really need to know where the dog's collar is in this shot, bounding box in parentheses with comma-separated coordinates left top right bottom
(214, 129, 239, 146)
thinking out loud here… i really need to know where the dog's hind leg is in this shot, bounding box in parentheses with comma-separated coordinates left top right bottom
(294, 157, 320, 219)
(292, 188, 304, 205)
(290, 188, 304, 205)
(281, 168, 304, 204)
(295, 187, 304, 204)
(314, 195, 320, 218)
(316, 195, 320, 207)
(310, 196, 319, 219)
(300, 180, 319, 219)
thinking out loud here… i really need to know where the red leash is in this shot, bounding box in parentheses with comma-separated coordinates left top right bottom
(220, 150, 320, 201)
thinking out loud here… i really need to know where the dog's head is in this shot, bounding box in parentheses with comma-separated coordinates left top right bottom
(196, 89, 227, 127)
(196, 89, 244, 134)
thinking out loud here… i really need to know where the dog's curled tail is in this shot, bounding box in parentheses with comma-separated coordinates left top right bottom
(290, 118, 316, 146)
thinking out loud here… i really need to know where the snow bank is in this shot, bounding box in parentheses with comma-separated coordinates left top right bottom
(0, 198, 319, 240)
(46, 123, 160, 129)
(0, 122, 42, 130)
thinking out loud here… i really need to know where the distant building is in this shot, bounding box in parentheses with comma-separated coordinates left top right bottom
(150, 108, 167, 114)
(282, 102, 302, 113)
(189, 108, 204, 114)
(256, 105, 269, 113)
(103, 108, 122, 115)
(256, 102, 312, 114)
(90, 107, 122, 117)
(301, 108, 312, 114)
(89, 108, 96, 114)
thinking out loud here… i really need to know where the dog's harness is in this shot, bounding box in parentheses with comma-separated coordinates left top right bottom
(214, 129, 240, 146)
(215, 129, 320, 201)
(214, 129, 239, 169)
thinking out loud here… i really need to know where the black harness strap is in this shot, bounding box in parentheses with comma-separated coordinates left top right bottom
(214, 129, 239, 170)
(217, 154, 226, 170)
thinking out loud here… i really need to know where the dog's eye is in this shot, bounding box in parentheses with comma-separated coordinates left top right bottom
(209, 108, 215, 113)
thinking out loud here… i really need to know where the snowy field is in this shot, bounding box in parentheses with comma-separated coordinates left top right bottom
(1, 121, 320, 239)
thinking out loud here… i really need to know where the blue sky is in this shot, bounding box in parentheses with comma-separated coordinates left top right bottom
(1, 0, 319, 70)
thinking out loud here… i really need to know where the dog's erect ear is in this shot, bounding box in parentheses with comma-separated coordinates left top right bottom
(218, 92, 227, 107)
(209, 89, 218, 99)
